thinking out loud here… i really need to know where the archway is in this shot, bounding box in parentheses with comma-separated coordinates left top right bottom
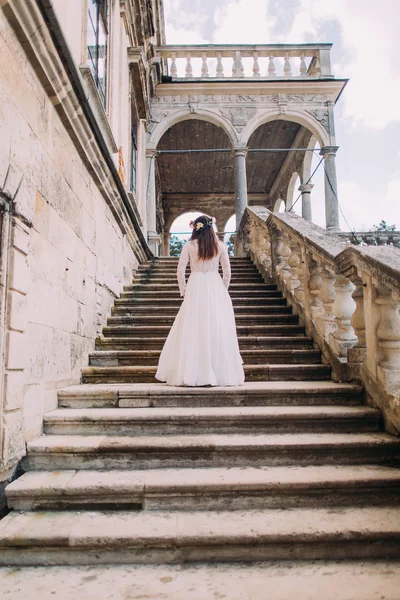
(156, 118, 234, 255)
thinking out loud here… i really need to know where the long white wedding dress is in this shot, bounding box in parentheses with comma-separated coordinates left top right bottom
(155, 240, 245, 387)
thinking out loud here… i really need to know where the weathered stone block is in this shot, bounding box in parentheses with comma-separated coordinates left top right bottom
(3, 372, 24, 411)
(6, 330, 26, 369)
(2, 411, 25, 465)
(23, 384, 44, 440)
(9, 249, 30, 294)
(7, 289, 28, 332)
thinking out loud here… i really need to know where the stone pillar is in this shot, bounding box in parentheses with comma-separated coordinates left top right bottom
(320, 146, 340, 232)
(146, 150, 160, 256)
(299, 183, 313, 222)
(233, 146, 248, 229)
(162, 232, 171, 257)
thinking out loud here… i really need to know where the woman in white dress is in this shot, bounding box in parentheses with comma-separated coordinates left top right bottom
(156, 215, 245, 387)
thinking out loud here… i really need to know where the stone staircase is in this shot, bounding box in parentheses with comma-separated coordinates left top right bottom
(1, 257, 400, 572)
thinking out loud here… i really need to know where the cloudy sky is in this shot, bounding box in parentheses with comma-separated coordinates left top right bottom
(164, 0, 400, 234)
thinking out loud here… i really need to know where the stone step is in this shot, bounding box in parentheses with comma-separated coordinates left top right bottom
(95, 335, 315, 351)
(22, 432, 400, 471)
(101, 324, 306, 338)
(111, 303, 291, 316)
(114, 297, 288, 308)
(125, 282, 276, 292)
(81, 364, 331, 384)
(1, 562, 400, 599)
(106, 314, 299, 327)
(6, 465, 400, 512)
(1, 507, 400, 565)
(42, 406, 379, 437)
(57, 381, 363, 409)
(89, 348, 321, 366)
(120, 290, 284, 300)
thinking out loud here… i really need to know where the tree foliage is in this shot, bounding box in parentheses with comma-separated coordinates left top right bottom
(372, 220, 397, 232)
(169, 235, 186, 257)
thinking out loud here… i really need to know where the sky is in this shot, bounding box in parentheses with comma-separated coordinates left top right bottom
(164, 0, 400, 235)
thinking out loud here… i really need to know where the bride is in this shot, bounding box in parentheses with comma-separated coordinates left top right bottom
(156, 214, 245, 387)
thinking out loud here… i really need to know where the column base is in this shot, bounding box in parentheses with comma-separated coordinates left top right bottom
(147, 232, 161, 256)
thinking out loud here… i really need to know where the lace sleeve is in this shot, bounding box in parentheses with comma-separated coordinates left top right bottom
(177, 242, 190, 296)
(220, 243, 231, 289)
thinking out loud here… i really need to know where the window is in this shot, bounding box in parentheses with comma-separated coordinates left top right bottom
(87, 0, 108, 108)
(130, 119, 137, 194)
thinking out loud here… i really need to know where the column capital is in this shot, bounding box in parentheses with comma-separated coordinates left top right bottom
(232, 146, 248, 158)
(146, 148, 158, 159)
(320, 145, 339, 157)
(299, 183, 314, 194)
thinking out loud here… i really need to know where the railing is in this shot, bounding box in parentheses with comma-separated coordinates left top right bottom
(156, 44, 333, 81)
(338, 231, 400, 248)
(237, 207, 400, 435)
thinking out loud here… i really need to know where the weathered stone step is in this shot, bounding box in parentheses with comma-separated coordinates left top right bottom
(89, 348, 321, 366)
(101, 324, 306, 338)
(23, 432, 400, 471)
(114, 297, 288, 308)
(111, 304, 292, 317)
(81, 364, 331, 384)
(125, 282, 277, 292)
(120, 290, 284, 300)
(1, 507, 400, 565)
(106, 314, 299, 327)
(6, 465, 400, 512)
(1, 562, 399, 599)
(42, 406, 378, 436)
(58, 381, 362, 409)
(95, 335, 315, 351)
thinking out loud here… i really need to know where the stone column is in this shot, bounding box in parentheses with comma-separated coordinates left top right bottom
(162, 232, 171, 257)
(146, 150, 160, 256)
(320, 146, 340, 232)
(299, 183, 314, 222)
(233, 146, 248, 229)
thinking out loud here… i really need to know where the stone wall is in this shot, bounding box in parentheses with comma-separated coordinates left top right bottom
(0, 6, 145, 484)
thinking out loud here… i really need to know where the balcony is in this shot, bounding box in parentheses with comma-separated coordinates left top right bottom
(155, 43, 334, 81)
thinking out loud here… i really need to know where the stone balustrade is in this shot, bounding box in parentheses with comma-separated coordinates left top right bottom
(155, 44, 333, 80)
(337, 231, 400, 248)
(237, 206, 400, 434)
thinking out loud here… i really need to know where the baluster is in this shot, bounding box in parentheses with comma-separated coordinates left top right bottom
(288, 242, 301, 294)
(284, 52, 292, 77)
(299, 53, 307, 76)
(308, 260, 323, 319)
(216, 52, 224, 78)
(170, 52, 178, 78)
(268, 55, 276, 77)
(294, 245, 305, 305)
(316, 268, 336, 341)
(232, 51, 244, 78)
(185, 54, 193, 78)
(347, 275, 367, 365)
(280, 235, 292, 286)
(252, 52, 260, 78)
(330, 275, 358, 358)
(375, 287, 400, 391)
(201, 53, 209, 78)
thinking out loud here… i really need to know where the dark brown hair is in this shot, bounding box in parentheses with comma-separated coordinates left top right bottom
(190, 215, 219, 260)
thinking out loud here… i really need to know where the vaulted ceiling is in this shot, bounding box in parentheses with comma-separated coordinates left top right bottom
(157, 118, 304, 195)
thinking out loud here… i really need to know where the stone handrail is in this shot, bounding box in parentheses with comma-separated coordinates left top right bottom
(155, 44, 333, 80)
(237, 206, 400, 435)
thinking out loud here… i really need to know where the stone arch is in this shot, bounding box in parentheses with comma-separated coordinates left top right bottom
(240, 109, 329, 148)
(273, 198, 286, 214)
(301, 135, 318, 183)
(286, 172, 301, 211)
(148, 109, 239, 148)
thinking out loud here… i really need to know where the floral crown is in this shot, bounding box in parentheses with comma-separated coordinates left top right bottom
(189, 217, 216, 232)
